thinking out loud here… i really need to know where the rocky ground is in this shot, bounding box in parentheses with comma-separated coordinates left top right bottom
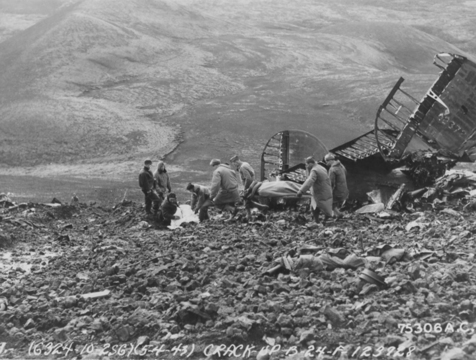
(1, 172, 476, 360)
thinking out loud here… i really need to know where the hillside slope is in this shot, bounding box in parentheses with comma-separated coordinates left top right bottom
(0, 0, 237, 165)
(0, 0, 474, 172)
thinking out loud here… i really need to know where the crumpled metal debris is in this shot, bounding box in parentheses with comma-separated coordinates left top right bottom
(1, 189, 475, 359)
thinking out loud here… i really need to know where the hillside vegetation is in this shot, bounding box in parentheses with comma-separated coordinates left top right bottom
(0, 0, 474, 174)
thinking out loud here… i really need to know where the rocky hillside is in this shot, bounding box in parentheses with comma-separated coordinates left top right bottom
(1, 169, 476, 359)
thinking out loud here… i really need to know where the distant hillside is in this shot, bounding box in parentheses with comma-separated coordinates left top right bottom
(0, 0, 62, 13)
(0, 0, 231, 165)
(0, 0, 63, 43)
(0, 0, 474, 171)
(319, 22, 464, 73)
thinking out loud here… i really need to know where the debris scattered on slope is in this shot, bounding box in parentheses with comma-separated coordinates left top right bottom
(1, 164, 476, 359)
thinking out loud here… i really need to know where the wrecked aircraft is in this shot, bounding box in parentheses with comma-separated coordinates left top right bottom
(260, 129, 328, 183)
(260, 129, 412, 202)
(260, 53, 476, 200)
(375, 53, 476, 161)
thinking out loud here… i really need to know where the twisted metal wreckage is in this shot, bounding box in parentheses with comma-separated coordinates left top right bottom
(260, 53, 476, 202)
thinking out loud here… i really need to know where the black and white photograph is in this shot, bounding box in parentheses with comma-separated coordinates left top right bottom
(1, 0, 476, 359)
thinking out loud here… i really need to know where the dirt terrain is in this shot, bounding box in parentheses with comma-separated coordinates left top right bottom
(1, 166, 476, 359)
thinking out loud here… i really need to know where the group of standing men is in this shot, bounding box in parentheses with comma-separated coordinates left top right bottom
(138, 153, 349, 225)
(296, 154, 349, 224)
(138, 160, 178, 225)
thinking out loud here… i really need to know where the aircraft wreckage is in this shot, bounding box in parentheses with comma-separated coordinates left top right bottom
(261, 53, 476, 200)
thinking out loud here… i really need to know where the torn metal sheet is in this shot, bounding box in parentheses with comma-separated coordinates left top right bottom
(375, 53, 476, 161)
(355, 203, 385, 214)
(386, 183, 406, 210)
(330, 129, 394, 162)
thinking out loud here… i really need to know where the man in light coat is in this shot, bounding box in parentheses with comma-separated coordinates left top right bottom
(154, 161, 172, 203)
(230, 155, 255, 190)
(209, 159, 241, 219)
(296, 157, 333, 224)
(186, 182, 211, 222)
(325, 153, 349, 219)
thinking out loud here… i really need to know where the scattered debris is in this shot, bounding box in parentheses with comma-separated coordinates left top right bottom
(0, 171, 476, 360)
(355, 203, 385, 214)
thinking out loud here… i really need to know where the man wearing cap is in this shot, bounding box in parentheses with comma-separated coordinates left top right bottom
(186, 182, 211, 222)
(138, 160, 160, 217)
(230, 155, 255, 190)
(209, 159, 241, 219)
(296, 157, 333, 224)
(159, 193, 179, 226)
(325, 153, 349, 219)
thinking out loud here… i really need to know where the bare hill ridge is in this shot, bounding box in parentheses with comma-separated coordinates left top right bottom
(318, 22, 465, 73)
(0, 0, 235, 165)
(0, 0, 474, 170)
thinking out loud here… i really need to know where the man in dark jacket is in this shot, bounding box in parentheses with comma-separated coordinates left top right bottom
(138, 159, 160, 217)
(159, 193, 179, 226)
